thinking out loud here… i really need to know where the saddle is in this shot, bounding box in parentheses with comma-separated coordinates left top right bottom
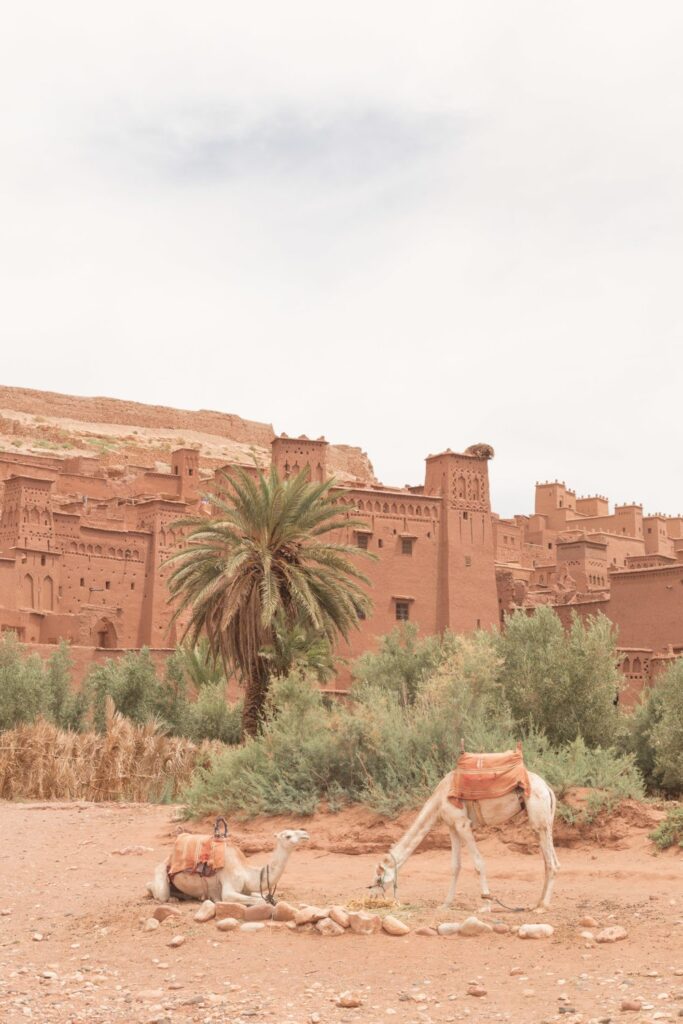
(448, 744, 530, 811)
(167, 818, 230, 884)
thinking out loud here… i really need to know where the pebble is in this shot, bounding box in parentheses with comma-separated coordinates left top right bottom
(596, 927, 628, 944)
(437, 922, 461, 937)
(152, 906, 182, 923)
(416, 926, 438, 936)
(329, 906, 350, 929)
(518, 923, 554, 939)
(493, 922, 510, 934)
(458, 916, 493, 937)
(216, 917, 240, 932)
(382, 915, 410, 936)
(620, 1000, 642, 1011)
(31, 933, 43, 942)
(239, 922, 265, 933)
(466, 984, 487, 998)
(578, 916, 599, 928)
(168, 935, 185, 948)
(295, 906, 330, 926)
(336, 991, 363, 1008)
(244, 901, 274, 922)
(136, 989, 165, 1001)
(193, 900, 216, 923)
(272, 901, 297, 923)
(316, 917, 345, 937)
(348, 911, 381, 935)
(510, 968, 525, 976)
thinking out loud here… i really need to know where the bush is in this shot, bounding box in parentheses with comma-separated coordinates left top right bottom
(625, 660, 683, 794)
(352, 624, 458, 706)
(650, 806, 683, 850)
(498, 608, 621, 748)
(182, 648, 643, 819)
(187, 685, 243, 744)
(88, 649, 167, 732)
(0, 633, 48, 730)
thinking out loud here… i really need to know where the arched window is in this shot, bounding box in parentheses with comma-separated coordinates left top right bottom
(116, 548, 123, 558)
(382, 503, 389, 513)
(456, 476, 466, 499)
(622, 657, 630, 674)
(408, 505, 414, 515)
(633, 657, 642, 674)
(133, 549, 140, 559)
(108, 546, 115, 556)
(399, 504, 406, 515)
(69, 541, 77, 552)
(472, 477, 481, 502)
(94, 545, 102, 555)
(357, 500, 364, 511)
(374, 502, 381, 513)
(43, 576, 54, 612)
(391, 503, 397, 514)
(86, 544, 93, 555)
(23, 573, 34, 609)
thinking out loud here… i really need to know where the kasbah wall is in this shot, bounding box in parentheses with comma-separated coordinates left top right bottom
(0, 389, 681, 705)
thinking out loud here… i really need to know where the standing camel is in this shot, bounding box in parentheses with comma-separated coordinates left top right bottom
(148, 828, 309, 904)
(372, 770, 559, 910)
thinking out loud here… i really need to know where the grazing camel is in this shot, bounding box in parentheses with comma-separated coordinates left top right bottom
(147, 829, 309, 904)
(372, 770, 559, 911)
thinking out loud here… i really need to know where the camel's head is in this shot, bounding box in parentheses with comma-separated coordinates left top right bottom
(372, 853, 397, 894)
(274, 828, 310, 851)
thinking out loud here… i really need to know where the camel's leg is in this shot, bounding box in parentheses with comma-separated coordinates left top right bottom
(453, 817, 492, 910)
(218, 885, 262, 906)
(440, 826, 462, 908)
(146, 861, 171, 903)
(526, 785, 560, 910)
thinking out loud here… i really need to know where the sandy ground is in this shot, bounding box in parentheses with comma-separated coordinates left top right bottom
(0, 801, 681, 1024)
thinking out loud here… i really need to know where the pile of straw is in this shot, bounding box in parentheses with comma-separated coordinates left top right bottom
(0, 698, 217, 802)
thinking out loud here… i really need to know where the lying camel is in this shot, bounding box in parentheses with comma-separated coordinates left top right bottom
(372, 769, 559, 911)
(147, 828, 309, 904)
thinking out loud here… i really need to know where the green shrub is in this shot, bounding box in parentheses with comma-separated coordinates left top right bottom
(351, 623, 455, 706)
(0, 633, 49, 729)
(625, 660, 683, 794)
(649, 806, 683, 850)
(45, 642, 88, 731)
(499, 608, 621, 748)
(187, 685, 243, 744)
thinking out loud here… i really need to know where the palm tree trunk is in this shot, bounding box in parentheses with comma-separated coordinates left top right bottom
(241, 659, 270, 738)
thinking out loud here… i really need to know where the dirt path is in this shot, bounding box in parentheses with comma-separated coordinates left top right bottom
(0, 802, 681, 1024)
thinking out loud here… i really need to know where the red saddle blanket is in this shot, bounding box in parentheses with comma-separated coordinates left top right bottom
(167, 833, 227, 880)
(448, 748, 530, 808)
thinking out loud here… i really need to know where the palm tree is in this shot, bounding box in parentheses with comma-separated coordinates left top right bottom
(166, 466, 373, 737)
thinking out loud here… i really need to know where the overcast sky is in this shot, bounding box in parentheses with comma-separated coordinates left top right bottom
(1, 3, 682, 517)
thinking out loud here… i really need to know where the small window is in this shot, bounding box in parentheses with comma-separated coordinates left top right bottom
(130, 582, 135, 591)
(356, 533, 369, 550)
(378, 539, 384, 548)
(476, 618, 481, 629)
(80, 578, 85, 587)
(40, 555, 46, 566)
(395, 601, 410, 622)
(401, 538, 413, 556)
(464, 555, 472, 567)
(463, 511, 468, 520)
(174, 466, 179, 475)
(548, 542, 552, 549)
(105, 581, 111, 590)
(188, 468, 193, 476)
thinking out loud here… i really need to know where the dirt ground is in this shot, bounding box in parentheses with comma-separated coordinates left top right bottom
(0, 801, 681, 1024)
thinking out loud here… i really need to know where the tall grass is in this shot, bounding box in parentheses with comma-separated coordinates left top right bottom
(0, 698, 217, 802)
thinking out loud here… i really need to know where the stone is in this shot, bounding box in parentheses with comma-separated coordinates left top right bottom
(579, 930, 594, 940)
(216, 917, 240, 932)
(239, 922, 265, 933)
(167, 934, 185, 948)
(136, 989, 165, 1001)
(215, 902, 246, 921)
(596, 926, 628, 944)
(295, 906, 330, 926)
(152, 906, 182, 923)
(416, 926, 438, 936)
(382, 915, 410, 936)
(510, 968, 524, 976)
(578, 916, 599, 928)
(493, 922, 510, 934)
(31, 932, 43, 942)
(458, 916, 493, 937)
(244, 901, 274, 922)
(620, 1000, 642, 1011)
(316, 918, 345, 937)
(193, 900, 216, 923)
(467, 984, 487, 997)
(437, 922, 461, 937)
(329, 906, 350, 929)
(310, 1014, 321, 1024)
(335, 991, 362, 1008)
(518, 923, 554, 939)
(348, 911, 381, 935)
(272, 901, 297, 923)
(143, 918, 160, 932)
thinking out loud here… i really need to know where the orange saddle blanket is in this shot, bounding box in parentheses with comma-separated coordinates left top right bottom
(448, 747, 530, 808)
(167, 833, 227, 881)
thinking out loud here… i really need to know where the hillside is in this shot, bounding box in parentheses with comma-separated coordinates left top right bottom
(0, 385, 376, 484)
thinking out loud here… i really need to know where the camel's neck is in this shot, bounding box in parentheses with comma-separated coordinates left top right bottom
(389, 793, 441, 869)
(248, 843, 291, 893)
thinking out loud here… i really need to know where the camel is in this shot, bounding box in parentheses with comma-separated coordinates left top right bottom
(371, 770, 559, 911)
(147, 828, 310, 904)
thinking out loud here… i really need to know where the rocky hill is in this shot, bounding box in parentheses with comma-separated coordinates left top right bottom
(0, 385, 376, 484)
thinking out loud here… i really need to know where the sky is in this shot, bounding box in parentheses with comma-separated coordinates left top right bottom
(1, 2, 682, 517)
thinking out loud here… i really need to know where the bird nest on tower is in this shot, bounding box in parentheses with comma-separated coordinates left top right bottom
(464, 443, 495, 459)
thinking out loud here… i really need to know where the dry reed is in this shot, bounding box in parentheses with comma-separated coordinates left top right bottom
(0, 698, 218, 802)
